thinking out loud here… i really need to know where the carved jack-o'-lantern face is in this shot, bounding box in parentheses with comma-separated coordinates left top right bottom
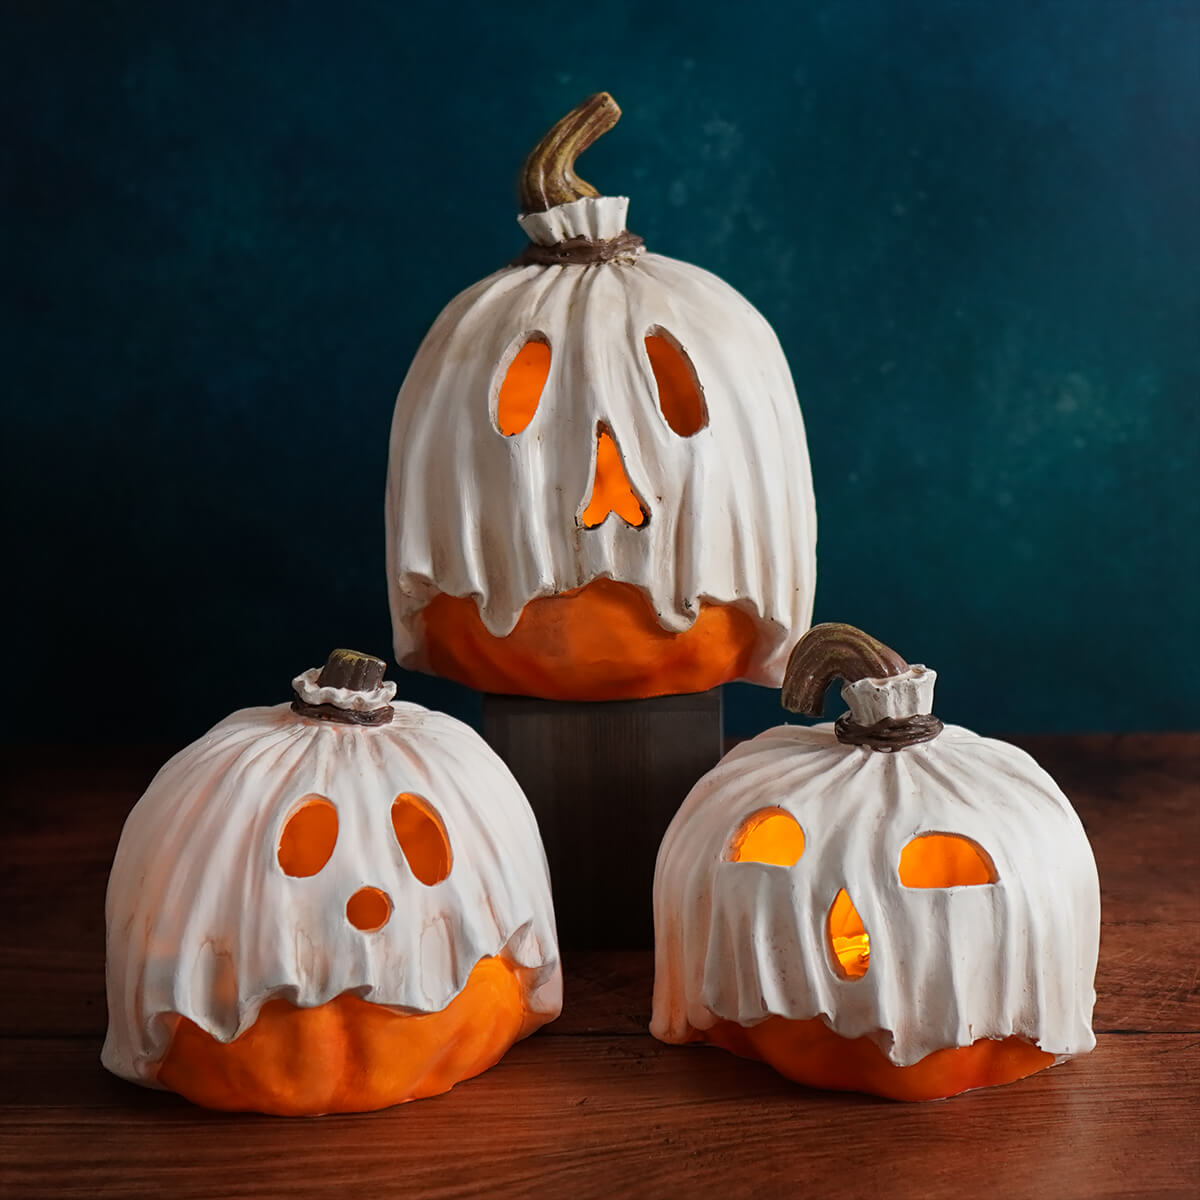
(386, 95, 816, 700)
(103, 652, 561, 1115)
(652, 625, 1101, 1101)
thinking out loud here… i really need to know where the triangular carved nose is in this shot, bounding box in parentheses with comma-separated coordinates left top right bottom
(582, 426, 647, 528)
(828, 888, 870, 979)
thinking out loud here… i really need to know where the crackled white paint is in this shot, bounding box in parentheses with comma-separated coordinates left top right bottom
(651, 669, 1100, 1066)
(103, 684, 561, 1087)
(385, 196, 817, 688)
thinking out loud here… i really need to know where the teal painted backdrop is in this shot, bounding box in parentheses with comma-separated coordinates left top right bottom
(4, 1, 1198, 741)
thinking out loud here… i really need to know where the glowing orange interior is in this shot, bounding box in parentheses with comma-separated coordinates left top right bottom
(582, 427, 646, 528)
(702, 1017, 1056, 1102)
(392, 794, 452, 886)
(277, 797, 338, 878)
(727, 809, 805, 867)
(421, 577, 759, 700)
(828, 888, 870, 979)
(345, 886, 392, 932)
(646, 332, 707, 436)
(157, 956, 543, 1115)
(495, 338, 549, 436)
(899, 833, 998, 887)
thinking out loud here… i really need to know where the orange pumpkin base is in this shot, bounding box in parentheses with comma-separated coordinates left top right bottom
(157, 956, 542, 1116)
(701, 1017, 1056, 1102)
(420, 578, 760, 700)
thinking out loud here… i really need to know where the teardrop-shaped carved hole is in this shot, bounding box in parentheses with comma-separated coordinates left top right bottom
(646, 328, 708, 437)
(581, 425, 648, 528)
(827, 888, 870, 979)
(726, 808, 805, 866)
(277, 795, 338, 877)
(494, 334, 550, 436)
(392, 793, 452, 885)
(899, 833, 998, 888)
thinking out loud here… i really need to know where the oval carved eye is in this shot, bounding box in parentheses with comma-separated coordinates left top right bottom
(392, 793, 452, 885)
(646, 327, 708, 437)
(725, 807, 805, 866)
(277, 795, 338, 877)
(899, 833, 997, 888)
(494, 333, 550, 436)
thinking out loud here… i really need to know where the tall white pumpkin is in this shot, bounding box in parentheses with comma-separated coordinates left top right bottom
(103, 651, 560, 1114)
(651, 624, 1101, 1100)
(385, 93, 816, 700)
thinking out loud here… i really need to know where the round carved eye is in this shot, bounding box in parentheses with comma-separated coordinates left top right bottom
(725, 807, 805, 866)
(645, 327, 708, 437)
(899, 833, 997, 888)
(494, 333, 550, 436)
(392, 793, 452, 885)
(277, 795, 338, 877)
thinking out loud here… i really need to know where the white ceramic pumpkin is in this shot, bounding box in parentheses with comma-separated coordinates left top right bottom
(651, 624, 1100, 1100)
(102, 650, 561, 1115)
(385, 93, 816, 701)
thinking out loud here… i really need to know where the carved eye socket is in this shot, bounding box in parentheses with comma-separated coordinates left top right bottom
(899, 833, 998, 888)
(725, 807, 805, 866)
(494, 333, 550, 436)
(646, 327, 708, 437)
(392, 793, 452, 885)
(277, 795, 338, 877)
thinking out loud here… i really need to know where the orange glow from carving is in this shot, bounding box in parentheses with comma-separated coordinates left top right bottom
(277, 796, 338, 878)
(727, 809, 805, 867)
(158, 956, 544, 1115)
(899, 833, 997, 888)
(582, 427, 646, 528)
(392, 794, 452, 886)
(421, 578, 759, 700)
(345, 887, 392, 932)
(828, 889, 869, 979)
(646, 331, 707, 436)
(495, 338, 549, 436)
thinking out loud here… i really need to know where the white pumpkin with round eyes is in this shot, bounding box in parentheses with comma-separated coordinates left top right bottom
(651, 630, 1100, 1100)
(385, 94, 816, 701)
(102, 654, 560, 1114)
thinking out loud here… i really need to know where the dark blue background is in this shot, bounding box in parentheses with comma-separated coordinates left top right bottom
(5, 1, 1198, 743)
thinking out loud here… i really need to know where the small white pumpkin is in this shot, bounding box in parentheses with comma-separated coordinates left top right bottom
(103, 650, 561, 1115)
(385, 93, 816, 701)
(651, 624, 1100, 1100)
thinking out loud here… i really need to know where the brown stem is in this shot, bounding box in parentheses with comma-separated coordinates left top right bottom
(519, 92, 621, 214)
(317, 649, 387, 692)
(292, 648, 394, 726)
(781, 623, 910, 716)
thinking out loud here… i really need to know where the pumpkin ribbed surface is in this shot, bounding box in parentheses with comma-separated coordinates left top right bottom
(157, 956, 537, 1116)
(421, 578, 759, 700)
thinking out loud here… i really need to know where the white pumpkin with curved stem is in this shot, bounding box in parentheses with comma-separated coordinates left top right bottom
(103, 650, 561, 1115)
(651, 624, 1100, 1101)
(385, 93, 816, 701)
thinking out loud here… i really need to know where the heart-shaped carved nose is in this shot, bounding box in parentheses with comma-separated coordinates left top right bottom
(582, 425, 647, 528)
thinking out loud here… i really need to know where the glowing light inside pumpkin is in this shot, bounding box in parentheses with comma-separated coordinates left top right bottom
(582, 425, 647, 528)
(392, 793, 453, 886)
(646, 328, 708, 437)
(726, 808, 805, 866)
(346, 886, 392, 932)
(899, 833, 997, 888)
(828, 888, 869, 979)
(495, 336, 550, 436)
(277, 796, 338, 877)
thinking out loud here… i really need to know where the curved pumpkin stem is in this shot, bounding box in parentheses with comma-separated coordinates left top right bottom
(519, 92, 621, 214)
(781, 623, 910, 716)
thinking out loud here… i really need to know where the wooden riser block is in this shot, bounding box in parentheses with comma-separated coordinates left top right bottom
(483, 690, 723, 950)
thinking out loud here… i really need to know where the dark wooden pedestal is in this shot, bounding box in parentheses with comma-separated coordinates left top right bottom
(482, 690, 724, 949)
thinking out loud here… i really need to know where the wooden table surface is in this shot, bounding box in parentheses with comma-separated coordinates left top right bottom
(1, 735, 1197, 1199)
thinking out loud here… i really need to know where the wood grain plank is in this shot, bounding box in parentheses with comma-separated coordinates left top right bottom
(1, 1034, 1196, 1200)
